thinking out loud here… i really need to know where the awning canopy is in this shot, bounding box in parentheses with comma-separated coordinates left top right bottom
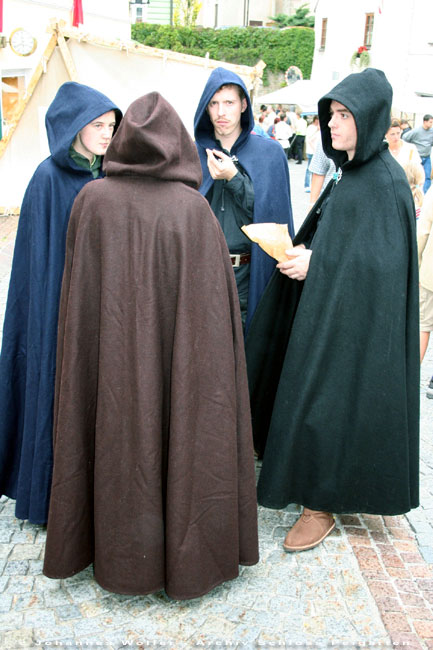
(255, 80, 329, 114)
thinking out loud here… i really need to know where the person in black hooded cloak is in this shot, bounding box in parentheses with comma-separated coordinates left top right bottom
(246, 68, 420, 552)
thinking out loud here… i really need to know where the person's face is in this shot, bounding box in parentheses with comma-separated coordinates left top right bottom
(73, 110, 116, 161)
(385, 126, 402, 146)
(423, 118, 433, 130)
(328, 100, 357, 161)
(207, 86, 247, 143)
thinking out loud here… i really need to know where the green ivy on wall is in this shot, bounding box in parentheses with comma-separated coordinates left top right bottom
(131, 24, 315, 83)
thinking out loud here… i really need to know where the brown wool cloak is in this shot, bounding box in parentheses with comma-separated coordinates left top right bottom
(43, 92, 259, 600)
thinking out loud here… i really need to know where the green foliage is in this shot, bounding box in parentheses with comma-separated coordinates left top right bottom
(131, 24, 315, 80)
(173, 0, 202, 27)
(271, 4, 315, 29)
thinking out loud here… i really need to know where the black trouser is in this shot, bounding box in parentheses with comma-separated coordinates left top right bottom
(293, 135, 305, 163)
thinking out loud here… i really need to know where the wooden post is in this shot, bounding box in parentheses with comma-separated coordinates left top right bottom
(56, 30, 79, 81)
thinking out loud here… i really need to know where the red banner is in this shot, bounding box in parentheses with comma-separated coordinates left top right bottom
(72, 0, 83, 27)
(0, 0, 3, 33)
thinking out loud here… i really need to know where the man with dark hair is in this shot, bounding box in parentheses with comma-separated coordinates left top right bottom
(247, 68, 419, 552)
(194, 68, 294, 329)
(402, 113, 433, 192)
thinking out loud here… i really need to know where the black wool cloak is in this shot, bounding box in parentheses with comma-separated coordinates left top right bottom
(43, 92, 259, 600)
(0, 82, 121, 524)
(246, 69, 420, 515)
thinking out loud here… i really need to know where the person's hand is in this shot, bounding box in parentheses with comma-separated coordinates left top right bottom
(277, 245, 312, 280)
(206, 149, 238, 181)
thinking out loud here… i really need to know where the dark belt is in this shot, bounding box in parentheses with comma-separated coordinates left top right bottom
(230, 253, 251, 268)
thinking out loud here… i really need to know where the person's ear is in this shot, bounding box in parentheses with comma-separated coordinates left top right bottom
(241, 98, 247, 113)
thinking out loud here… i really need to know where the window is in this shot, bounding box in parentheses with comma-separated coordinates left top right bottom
(364, 13, 374, 48)
(136, 6, 143, 22)
(320, 18, 327, 50)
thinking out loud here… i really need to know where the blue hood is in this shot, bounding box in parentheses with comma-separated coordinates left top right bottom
(45, 82, 122, 170)
(194, 67, 254, 152)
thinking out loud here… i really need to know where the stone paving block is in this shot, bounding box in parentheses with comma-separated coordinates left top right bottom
(27, 559, 44, 575)
(347, 535, 372, 547)
(0, 543, 13, 559)
(370, 531, 390, 543)
(389, 526, 419, 540)
(401, 551, 426, 564)
(406, 605, 433, 621)
(13, 591, 44, 611)
(366, 580, 398, 599)
(64, 580, 101, 604)
(375, 596, 404, 613)
(0, 610, 23, 631)
(339, 515, 362, 526)
(22, 607, 57, 627)
(32, 623, 75, 643)
(409, 564, 433, 579)
(400, 592, 429, 608)
(3, 560, 29, 575)
(352, 547, 382, 571)
(394, 578, 420, 594)
(55, 603, 82, 620)
(302, 615, 326, 634)
(9, 542, 43, 561)
(380, 611, 412, 633)
(379, 552, 405, 569)
(0, 593, 12, 614)
(413, 618, 433, 638)
(42, 587, 74, 608)
(386, 566, 412, 579)
(2, 627, 35, 650)
(389, 632, 425, 649)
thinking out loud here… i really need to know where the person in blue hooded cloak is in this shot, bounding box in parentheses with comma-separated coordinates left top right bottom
(0, 82, 121, 524)
(194, 68, 294, 330)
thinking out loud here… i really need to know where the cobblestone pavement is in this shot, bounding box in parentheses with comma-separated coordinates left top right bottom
(0, 160, 432, 649)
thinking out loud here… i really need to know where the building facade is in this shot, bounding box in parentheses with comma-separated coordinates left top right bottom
(311, 0, 433, 124)
(130, 0, 311, 28)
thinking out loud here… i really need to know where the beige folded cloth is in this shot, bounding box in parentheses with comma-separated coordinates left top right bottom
(241, 223, 293, 262)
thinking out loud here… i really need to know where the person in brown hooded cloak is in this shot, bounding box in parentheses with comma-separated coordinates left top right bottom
(42, 92, 259, 600)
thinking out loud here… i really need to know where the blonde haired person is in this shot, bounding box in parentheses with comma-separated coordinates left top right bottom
(417, 185, 433, 397)
(404, 160, 424, 219)
(386, 119, 422, 168)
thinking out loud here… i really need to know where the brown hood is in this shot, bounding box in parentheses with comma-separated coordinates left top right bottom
(103, 92, 202, 189)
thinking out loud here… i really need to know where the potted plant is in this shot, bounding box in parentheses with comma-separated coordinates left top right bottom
(350, 45, 370, 70)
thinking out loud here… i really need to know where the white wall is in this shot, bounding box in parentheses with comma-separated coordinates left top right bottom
(197, 0, 311, 28)
(310, 0, 433, 123)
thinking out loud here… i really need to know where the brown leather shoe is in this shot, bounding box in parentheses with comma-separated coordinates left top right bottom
(283, 508, 335, 552)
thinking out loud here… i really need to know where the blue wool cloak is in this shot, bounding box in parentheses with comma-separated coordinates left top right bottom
(0, 82, 121, 524)
(194, 67, 294, 328)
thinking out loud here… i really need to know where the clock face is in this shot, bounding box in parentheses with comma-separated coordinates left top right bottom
(9, 28, 37, 56)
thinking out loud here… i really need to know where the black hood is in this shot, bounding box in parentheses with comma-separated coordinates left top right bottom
(318, 68, 392, 169)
